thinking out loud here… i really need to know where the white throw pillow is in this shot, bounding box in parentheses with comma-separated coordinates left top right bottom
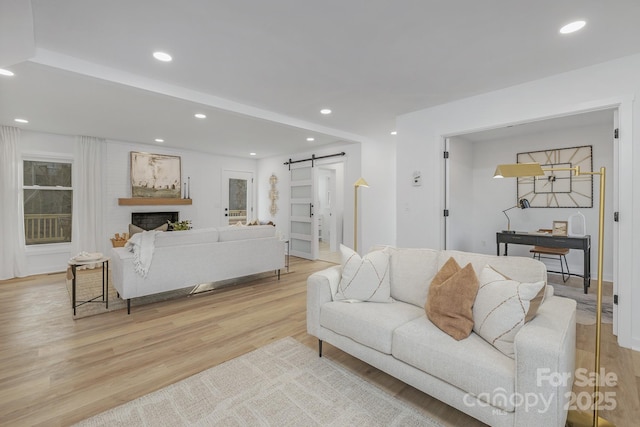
(335, 245, 392, 303)
(473, 265, 546, 358)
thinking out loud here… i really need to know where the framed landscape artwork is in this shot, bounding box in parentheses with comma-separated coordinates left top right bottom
(130, 152, 181, 198)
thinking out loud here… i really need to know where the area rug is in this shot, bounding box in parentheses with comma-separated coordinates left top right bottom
(74, 337, 443, 427)
(549, 282, 613, 325)
(66, 267, 282, 319)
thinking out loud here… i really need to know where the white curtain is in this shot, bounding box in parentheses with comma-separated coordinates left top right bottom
(0, 126, 28, 279)
(72, 136, 106, 256)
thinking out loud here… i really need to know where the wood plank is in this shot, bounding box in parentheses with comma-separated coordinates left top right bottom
(117, 198, 192, 205)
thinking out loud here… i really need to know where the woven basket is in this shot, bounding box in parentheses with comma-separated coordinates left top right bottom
(111, 239, 126, 248)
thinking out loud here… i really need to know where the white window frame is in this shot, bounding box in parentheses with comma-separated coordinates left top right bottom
(22, 153, 74, 251)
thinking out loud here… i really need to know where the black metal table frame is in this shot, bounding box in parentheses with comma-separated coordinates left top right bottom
(496, 232, 591, 294)
(70, 258, 109, 315)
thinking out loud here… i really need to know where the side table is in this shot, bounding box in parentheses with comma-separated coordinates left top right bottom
(68, 257, 109, 315)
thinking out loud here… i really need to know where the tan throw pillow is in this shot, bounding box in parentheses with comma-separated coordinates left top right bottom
(335, 244, 392, 303)
(128, 223, 168, 237)
(473, 265, 546, 358)
(425, 257, 479, 340)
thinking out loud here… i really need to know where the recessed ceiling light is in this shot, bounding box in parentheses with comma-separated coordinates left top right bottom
(155, 138, 164, 143)
(153, 51, 173, 62)
(306, 137, 315, 142)
(194, 113, 207, 119)
(249, 152, 257, 156)
(390, 131, 397, 135)
(320, 108, 332, 115)
(559, 20, 586, 34)
(0, 68, 14, 77)
(14, 118, 28, 123)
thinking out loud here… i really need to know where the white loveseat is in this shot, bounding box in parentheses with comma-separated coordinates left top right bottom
(111, 225, 285, 313)
(307, 247, 577, 427)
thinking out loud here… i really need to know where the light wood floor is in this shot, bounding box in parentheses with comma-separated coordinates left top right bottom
(1, 258, 638, 426)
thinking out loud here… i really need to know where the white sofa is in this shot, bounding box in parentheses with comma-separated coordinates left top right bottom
(307, 247, 577, 427)
(111, 225, 285, 313)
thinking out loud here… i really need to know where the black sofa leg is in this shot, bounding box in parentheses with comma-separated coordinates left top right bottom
(127, 299, 131, 314)
(277, 269, 281, 280)
(318, 339, 323, 357)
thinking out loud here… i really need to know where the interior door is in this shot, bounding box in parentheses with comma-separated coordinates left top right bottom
(289, 164, 317, 260)
(222, 171, 253, 225)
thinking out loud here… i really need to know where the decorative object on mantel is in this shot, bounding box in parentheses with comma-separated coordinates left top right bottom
(168, 219, 192, 230)
(130, 151, 181, 199)
(516, 145, 593, 208)
(269, 173, 279, 216)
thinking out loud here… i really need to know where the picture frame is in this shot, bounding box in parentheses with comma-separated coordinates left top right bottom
(130, 151, 181, 198)
(552, 220, 569, 236)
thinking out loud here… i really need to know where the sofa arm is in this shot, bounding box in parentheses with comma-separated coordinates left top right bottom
(306, 265, 342, 337)
(513, 295, 577, 427)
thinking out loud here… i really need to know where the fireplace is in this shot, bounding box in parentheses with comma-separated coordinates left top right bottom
(131, 211, 179, 231)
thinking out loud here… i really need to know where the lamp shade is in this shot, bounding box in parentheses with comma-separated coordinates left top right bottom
(354, 177, 369, 188)
(494, 163, 545, 178)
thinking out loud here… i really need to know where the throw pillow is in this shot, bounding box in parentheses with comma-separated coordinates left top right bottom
(335, 244, 392, 303)
(473, 265, 546, 358)
(425, 257, 479, 340)
(128, 223, 168, 237)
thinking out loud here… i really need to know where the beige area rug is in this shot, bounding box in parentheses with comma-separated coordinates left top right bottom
(74, 337, 443, 427)
(66, 267, 284, 319)
(548, 282, 613, 326)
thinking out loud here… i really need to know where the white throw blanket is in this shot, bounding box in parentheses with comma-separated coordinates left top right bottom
(125, 230, 159, 278)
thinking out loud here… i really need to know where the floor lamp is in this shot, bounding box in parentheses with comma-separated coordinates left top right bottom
(353, 177, 369, 253)
(494, 162, 612, 427)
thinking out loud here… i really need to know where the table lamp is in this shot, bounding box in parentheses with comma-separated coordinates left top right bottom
(501, 198, 530, 233)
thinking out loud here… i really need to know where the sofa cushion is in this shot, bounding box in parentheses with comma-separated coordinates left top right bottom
(335, 245, 392, 303)
(425, 258, 479, 340)
(154, 227, 219, 247)
(388, 248, 440, 307)
(392, 316, 516, 412)
(320, 300, 424, 354)
(129, 222, 168, 237)
(473, 265, 546, 358)
(218, 224, 275, 241)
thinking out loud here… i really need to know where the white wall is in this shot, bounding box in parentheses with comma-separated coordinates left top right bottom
(449, 119, 614, 280)
(18, 129, 257, 275)
(256, 142, 361, 249)
(104, 140, 256, 240)
(256, 138, 396, 255)
(396, 52, 640, 350)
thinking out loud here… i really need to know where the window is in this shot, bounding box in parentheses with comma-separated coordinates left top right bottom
(23, 159, 73, 245)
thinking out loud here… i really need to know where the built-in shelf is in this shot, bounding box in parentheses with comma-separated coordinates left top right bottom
(118, 198, 192, 206)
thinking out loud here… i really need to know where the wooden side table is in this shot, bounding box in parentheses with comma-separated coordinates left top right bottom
(68, 257, 109, 315)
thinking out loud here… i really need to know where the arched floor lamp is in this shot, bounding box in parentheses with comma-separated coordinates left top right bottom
(353, 177, 369, 253)
(494, 162, 612, 427)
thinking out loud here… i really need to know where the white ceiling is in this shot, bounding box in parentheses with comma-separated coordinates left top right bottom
(1, 0, 640, 158)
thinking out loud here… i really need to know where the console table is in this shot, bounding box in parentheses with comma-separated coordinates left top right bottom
(496, 232, 591, 294)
